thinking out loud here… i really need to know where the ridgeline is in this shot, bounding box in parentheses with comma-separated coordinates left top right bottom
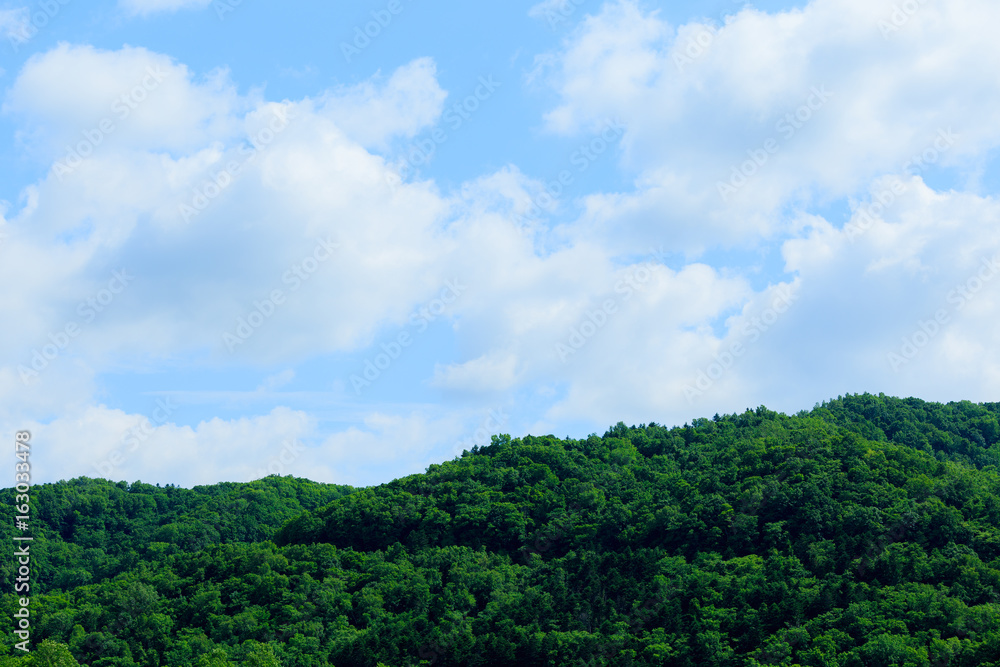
(3, 393, 1000, 666)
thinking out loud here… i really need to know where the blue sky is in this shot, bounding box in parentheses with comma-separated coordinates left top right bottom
(2, 0, 999, 488)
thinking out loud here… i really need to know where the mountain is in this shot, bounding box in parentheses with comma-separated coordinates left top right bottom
(3, 393, 1000, 666)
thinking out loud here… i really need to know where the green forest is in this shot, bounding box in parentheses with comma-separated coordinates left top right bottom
(4, 393, 1000, 666)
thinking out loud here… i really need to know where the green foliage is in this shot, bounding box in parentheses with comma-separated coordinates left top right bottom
(5, 395, 1000, 666)
(0, 641, 80, 667)
(0, 476, 353, 593)
(32, 640, 80, 667)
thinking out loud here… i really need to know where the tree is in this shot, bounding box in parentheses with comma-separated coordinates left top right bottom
(241, 641, 281, 667)
(195, 648, 234, 667)
(31, 640, 80, 667)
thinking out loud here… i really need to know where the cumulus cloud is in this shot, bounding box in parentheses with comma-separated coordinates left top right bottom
(0, 45, 455, 376)
(28, 405, 313, 486)
(1, 44, 681, 482)
(432, 349, 521, 393)
(18, 402, 489, 487)
(762, 178, 1000, 409)
(534, 0, 1000, 252)
(500, 0, 1000, 426)
(5, 44, 242, 160)
(320, 58, 449, 151)
(4, 1, 1000, 486)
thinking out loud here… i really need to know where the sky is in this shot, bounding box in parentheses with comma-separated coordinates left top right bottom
(1, 0, 999, 488)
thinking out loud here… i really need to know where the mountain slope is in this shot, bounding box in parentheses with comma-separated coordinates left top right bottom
(4, 394, 1000, 666)
(0, 475, 354, 592)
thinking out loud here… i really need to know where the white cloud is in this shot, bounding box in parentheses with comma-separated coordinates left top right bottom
(759, 178, 1000, 409)
(310, 411, 471, 486)
(4, 2, 1000, 488)
(256, 369, 295, 392)
(320, 58, 448, 151)
(529, 0, 569, 18)
(0, 46, 640, 477)
(5, 44, 242, 160)
(0, 46, 454, 375)
(492, 0, 1000, 425)
(534, 0, 1000, 252)
(528, 0, 582, 23)
(432, 349, 521, 393)
(17, 403, 484, 487)
(27, 405, 313, 486)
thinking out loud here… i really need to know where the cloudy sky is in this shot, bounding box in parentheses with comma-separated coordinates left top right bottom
(2, 0, 998, 487)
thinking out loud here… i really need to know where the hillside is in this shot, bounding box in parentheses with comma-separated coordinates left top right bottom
(4, 393, 1000, 666)
(0, 476, 354, 594)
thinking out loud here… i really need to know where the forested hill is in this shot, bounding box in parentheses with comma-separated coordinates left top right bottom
(4, 393, 1000, 666)
(0, 476, 355, 592)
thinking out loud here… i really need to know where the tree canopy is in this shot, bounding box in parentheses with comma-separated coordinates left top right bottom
(4, 393, 1000, 666)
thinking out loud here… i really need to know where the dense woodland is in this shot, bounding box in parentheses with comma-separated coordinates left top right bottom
(3, 393, 1000, 666)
